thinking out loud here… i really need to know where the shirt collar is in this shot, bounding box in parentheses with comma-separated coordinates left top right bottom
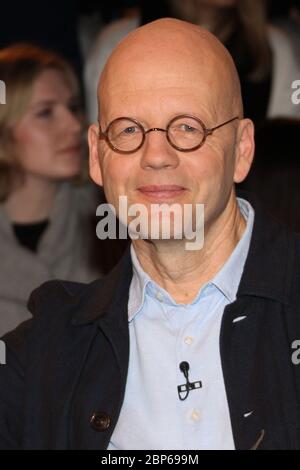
(128, 197, 254, 321)
(211, 197, 254, 302)
(128, 245, 152, 321)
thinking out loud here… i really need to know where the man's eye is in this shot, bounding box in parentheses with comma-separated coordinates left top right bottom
(180, 124, 197, 132)
(123, 126, 137, 134)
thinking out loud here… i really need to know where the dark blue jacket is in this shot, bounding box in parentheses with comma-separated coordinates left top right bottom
(0, 199, 300, 449)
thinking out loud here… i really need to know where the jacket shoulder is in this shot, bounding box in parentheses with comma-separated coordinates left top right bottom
(27, 278, 102, 320)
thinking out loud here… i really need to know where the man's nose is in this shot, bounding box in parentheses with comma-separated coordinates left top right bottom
(140, 128, 180, 170)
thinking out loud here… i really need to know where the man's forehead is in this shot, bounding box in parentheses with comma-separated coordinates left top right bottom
(100, 62, 225, 124)
(100, 88, 218, 127)
(103, 64, 217, 96)
(101, 46, 224, 100)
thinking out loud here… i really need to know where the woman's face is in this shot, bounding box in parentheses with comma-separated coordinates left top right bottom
(12, 68, 84, 182)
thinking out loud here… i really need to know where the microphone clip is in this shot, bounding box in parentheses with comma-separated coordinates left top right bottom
(177, 380, 202, 401)
(177, 361, 202, 401)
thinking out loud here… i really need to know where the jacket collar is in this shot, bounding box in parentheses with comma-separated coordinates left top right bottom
(72, 244, 132, 326)
(72, 193, 296, 326)
(236, 193, 295, 305)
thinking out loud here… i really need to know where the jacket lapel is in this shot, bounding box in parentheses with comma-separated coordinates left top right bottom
(220, 195, 296, 449)
(68, 248, 132, 449)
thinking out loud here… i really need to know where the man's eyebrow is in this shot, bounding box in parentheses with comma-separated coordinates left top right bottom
(103, 111, 213, 127)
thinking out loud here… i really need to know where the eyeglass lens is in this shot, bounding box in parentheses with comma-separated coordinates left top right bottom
(106, 116, 205, 152)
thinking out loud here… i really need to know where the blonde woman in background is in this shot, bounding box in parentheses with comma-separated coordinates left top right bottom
(0, 44, 105, 336)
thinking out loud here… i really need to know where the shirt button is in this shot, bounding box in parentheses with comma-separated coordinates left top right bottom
(184, 336, 194, 345)
(156, 291, 164, 302)
(90, 411, 111, 431)
(191, 410, 201, 422)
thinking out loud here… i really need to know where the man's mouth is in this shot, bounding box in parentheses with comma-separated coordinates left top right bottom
(137, 185, 187, 200)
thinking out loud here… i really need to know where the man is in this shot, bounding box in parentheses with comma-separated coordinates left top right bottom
(0, 18, 300, 450)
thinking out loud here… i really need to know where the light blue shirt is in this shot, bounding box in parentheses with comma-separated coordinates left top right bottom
(108, 198, 255, 450)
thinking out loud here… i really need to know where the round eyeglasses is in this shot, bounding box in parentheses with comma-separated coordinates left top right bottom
(99, 114, 239, 154)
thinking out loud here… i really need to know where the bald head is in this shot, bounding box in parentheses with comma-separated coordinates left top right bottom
(98, 18, 243, 122)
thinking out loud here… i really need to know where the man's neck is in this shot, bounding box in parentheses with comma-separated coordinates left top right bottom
(132, 197, 246, 304)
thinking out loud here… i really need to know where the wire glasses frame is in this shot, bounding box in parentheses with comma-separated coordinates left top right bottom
(98, 114, 239, 154)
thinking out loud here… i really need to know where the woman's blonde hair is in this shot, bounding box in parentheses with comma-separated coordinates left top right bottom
(0, 43, 81, 202)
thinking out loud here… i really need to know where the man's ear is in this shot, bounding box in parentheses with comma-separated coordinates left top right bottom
(233, 118, 255, 183)
(88, 124, 103, 186)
